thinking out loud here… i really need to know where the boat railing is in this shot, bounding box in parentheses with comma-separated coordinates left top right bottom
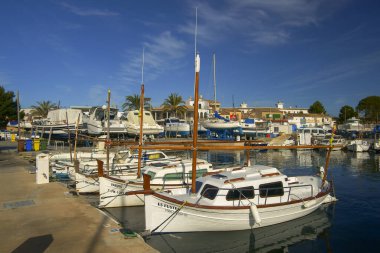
(149, 172, 205, 189)
(197, 184, 316, 206)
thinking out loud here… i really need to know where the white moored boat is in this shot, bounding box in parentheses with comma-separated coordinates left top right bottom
(123, 110, 163, 137)
(144, 165, 335, 233)
(143, 34, 336, 234)
(346, 139, 370, 152)
(202, 118, 241, 130)
(98, 159, 213, 208)
(163, 118, 190, 137)
(83, 106, 127, 135)
(75, 150, 176, 194)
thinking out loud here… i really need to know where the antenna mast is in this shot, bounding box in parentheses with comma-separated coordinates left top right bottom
(213, 53, 216, 110)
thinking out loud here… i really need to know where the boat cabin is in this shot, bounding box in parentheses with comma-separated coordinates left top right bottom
(143, 159, 213, 185)
(192, 165, 320, 206)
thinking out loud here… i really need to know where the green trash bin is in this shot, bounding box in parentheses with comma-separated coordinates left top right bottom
(40, 139, 48, 150)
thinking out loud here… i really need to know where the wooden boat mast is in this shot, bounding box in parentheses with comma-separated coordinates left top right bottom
(106, 89, 111, 173)
(322, 126, 336, 186)
(191, 9, 200, 193)
(17, 91, 20, 141)
(192, 53, 200, 193)
(213, 53, 216, 111)
(65, 110, 73, 162)
(137, 48, 145, 178)
(73, 114, 80, 161)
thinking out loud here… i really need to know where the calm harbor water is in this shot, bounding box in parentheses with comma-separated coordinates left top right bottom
(105, 150, 380, 253)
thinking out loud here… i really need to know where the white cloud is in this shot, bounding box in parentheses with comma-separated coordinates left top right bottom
(180, 0, 346, 46)
(118, 31, 187, 86)
(54, 85, 72, 93)
(60, 2, 119, 17)
(280, 50, 380, 92)
(88, 84, 108, 105)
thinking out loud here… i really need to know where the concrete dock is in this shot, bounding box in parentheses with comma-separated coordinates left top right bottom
(0, 142, 158, 253)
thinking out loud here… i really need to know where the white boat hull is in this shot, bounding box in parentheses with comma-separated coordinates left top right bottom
(99, 176, 186, 208)
(347, 141, 370, 152)
(75, 172, 99, 193)
(99, 176, 145, 207)
(202, 120, 240, 130)
(126, 124, 164, 136)
(145, 193, 330, 233)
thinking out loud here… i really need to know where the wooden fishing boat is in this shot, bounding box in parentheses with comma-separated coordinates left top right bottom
(144, 164, 334, 233)
(98, 158, 213, 207)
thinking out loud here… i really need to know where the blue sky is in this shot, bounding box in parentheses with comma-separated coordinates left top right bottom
(1, 0, 379, 116)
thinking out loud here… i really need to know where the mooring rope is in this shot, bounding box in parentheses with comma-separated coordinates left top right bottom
(150, 201, 187, 234)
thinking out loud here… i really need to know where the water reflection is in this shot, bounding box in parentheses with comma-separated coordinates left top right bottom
(101, 150, 380, 253)
(146, 205, 334, 253)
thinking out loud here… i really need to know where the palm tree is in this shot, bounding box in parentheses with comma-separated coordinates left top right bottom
(162, 93, 187, 117)
(31, 100, 57, 117)
(122, 95, 141, 111)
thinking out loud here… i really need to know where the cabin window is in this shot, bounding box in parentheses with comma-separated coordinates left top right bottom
(304, 129, 310, 133)
(201, 184, 219, 200)
(319, 130, 324, 134)
(312, 129, 318, 134)
(147, 153, 166, 160)
(145, 171, 156, 180)
(145, 112, 150, 116)
(259, 182, 284, 197)
(226, 186, 255, 201)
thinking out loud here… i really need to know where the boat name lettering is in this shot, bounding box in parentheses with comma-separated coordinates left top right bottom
(157, 202, 178, 211)
(111, 183, 123, 189)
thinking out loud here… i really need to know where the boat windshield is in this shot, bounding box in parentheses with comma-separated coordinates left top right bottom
(167, 118, 180, 123)
(194, 181, 203, 193)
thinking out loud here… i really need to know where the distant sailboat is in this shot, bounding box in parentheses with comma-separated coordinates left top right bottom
(201, 53, 240, 131)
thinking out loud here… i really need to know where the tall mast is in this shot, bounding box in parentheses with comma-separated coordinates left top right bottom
(137, 48, 145, 178)
(17, 91, 20, 140)
(213, 53, 216, 110)
(192, 53, 200, 194)
(106, 89, 111, 172)
(191, 9, 200, 194)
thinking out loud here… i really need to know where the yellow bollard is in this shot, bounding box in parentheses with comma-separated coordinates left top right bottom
(11, 134, 16, 142)
(33, 138, 40, 151)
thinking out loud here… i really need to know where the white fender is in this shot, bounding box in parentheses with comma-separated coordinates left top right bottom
(303, 199, 318, 208)
(250, 205, 261, 224)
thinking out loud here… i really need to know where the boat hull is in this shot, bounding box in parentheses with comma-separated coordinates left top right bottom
(99, 176, 186, 208)
(75, 172, 99, 193)
(145, 193, 330, 233)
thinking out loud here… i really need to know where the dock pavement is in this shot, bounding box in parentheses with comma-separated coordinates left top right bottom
(0, 141, 158, 253)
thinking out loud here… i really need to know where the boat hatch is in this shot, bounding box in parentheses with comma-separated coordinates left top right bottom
(260, 168, 279, 176)
(231, 169, 246, 174)
(211, 174, 228, 179)
(246, 173, 260, 178)
(224, 177, 245, 184)
(285, 177, 299, 184)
